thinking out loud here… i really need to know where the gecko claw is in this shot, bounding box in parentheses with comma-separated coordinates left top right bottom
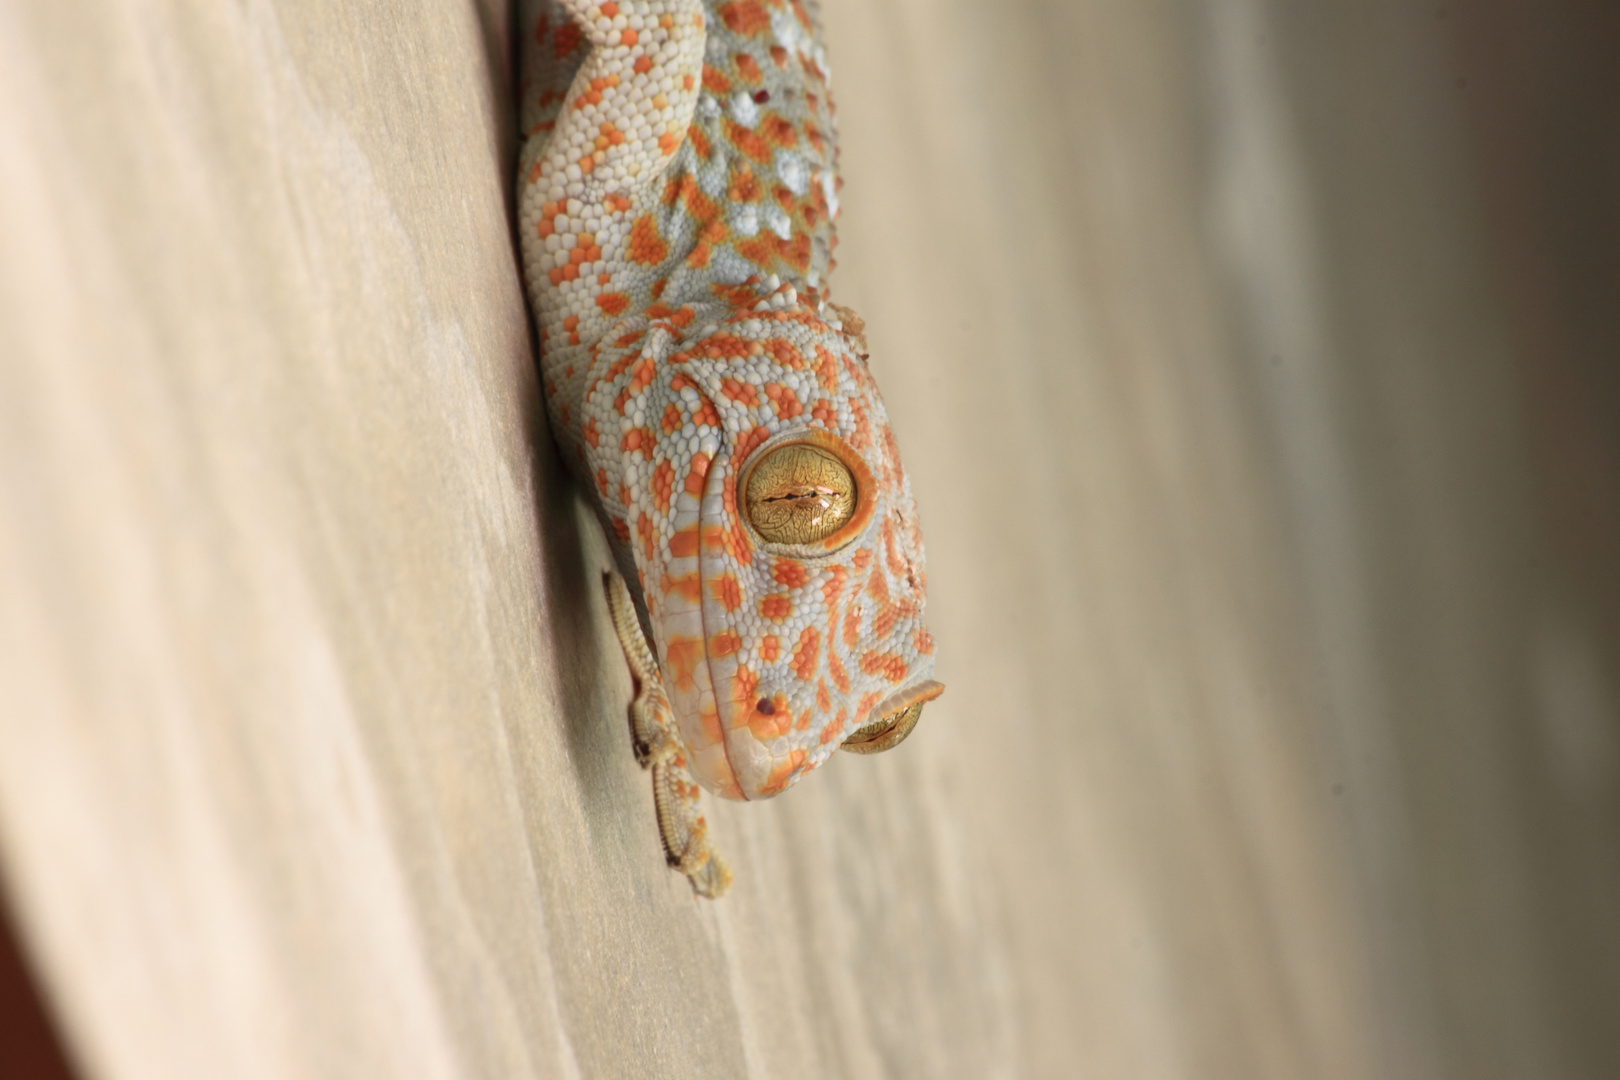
(606, 569, 732, 898)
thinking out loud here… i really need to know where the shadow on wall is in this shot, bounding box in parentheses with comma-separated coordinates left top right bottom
(0, 887, 78, 1080)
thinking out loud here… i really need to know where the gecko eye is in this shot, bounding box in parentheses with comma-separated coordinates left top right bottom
(743, 443, 858, 545)
(841, 680, 943, 755)
(840, 701, 925, 754)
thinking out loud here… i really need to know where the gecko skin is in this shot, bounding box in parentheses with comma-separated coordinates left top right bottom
(516, 0, 940, 895)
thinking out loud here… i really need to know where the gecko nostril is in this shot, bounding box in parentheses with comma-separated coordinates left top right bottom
(756, 698, 775, 715)
(752, 90, 770, 103)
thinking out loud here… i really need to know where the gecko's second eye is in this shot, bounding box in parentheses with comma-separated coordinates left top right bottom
(840, 701, 926, 754)
(743, 443, 858, 545)
(842, 679, 944, 755)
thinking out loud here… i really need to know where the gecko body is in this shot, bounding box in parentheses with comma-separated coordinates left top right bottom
(517, 0, 940, 895)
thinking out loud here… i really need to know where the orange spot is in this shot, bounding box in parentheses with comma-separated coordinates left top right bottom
(669, 526, 700, 558)
(760, 634, 780, 661)
(852, 547, 873, 570)
(600, 1, 618, 15)
(819, 708, 849, 745)
(620, 27, 637, 46)
(689, 125, 711, 158)
(652, 460, 675, 512)
(633, 54, 652, 74)
(813, 345, 839, 389)
(736, 234, 780, 269)
(733, 665, 759, 705)
(699, 219, 729, 248)
(749, 706, 792, 741)
(859, 651, 909, 684)
(663, 571, 702, 604)
(718, 1, 771, 35)
(765, 338, 805, 369)
(627, 357, 656, 393)
(710, 630, 741, 658)
(554, 21, 583, 57)
(760, 594, 791, 621)
(780, 233, 811, 270)
(619, 427, 652, 456)
(816, 680, 831, 712)
(596, 292, 630, 316)
(726, 120, 773, 163)
(721, 378, 760, 406)
(684, 452, 712, 496)
(773, 559, 809, 588)
(733, 425, 771, 468)
(761, 114, 797, 147)
(636, 512, 656, 560)
(828, 652, 850, 694)
(914, 626, 935, 655)
(735, 53, 762, 83)
(691, 398, 721, 427)
(822, 565, 848, 605)
(758, 749, 808, 797)
(711, 574, 743, 612)
(791, 627, 820, 680)
(728, 166, 763, 203)
(699, 700, 724, 747)
(763, 382, 803, 419)
(726, 518, 754, 565)
(702, 65, 732, 94)
(628, 215, 669, 265)
(661, 403, 683, 434)
(873, 601, 902, 639)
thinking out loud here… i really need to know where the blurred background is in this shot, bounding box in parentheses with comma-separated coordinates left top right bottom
(1, 2, 1616, 1078)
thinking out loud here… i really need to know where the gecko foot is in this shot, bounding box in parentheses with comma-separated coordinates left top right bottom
(604, 570, 733, 898)
(652, 759, 733, 899)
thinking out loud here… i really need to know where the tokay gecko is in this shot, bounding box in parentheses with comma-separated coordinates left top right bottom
(516, 0, 941, 897)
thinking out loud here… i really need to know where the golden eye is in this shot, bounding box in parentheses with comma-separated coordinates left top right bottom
(743, 443, 858, 546)
(840, 701, 925, 754)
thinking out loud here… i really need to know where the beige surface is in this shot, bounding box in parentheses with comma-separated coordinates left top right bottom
(2, 2, 1616, 1079)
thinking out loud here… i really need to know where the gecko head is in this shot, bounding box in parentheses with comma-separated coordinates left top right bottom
(618, 289, 941, 801)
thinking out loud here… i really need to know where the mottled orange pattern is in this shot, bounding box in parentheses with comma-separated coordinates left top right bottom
(517, 0, 939, 892)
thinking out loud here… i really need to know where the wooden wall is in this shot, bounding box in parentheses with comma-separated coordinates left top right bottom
(0, 2, 1613, 1077)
